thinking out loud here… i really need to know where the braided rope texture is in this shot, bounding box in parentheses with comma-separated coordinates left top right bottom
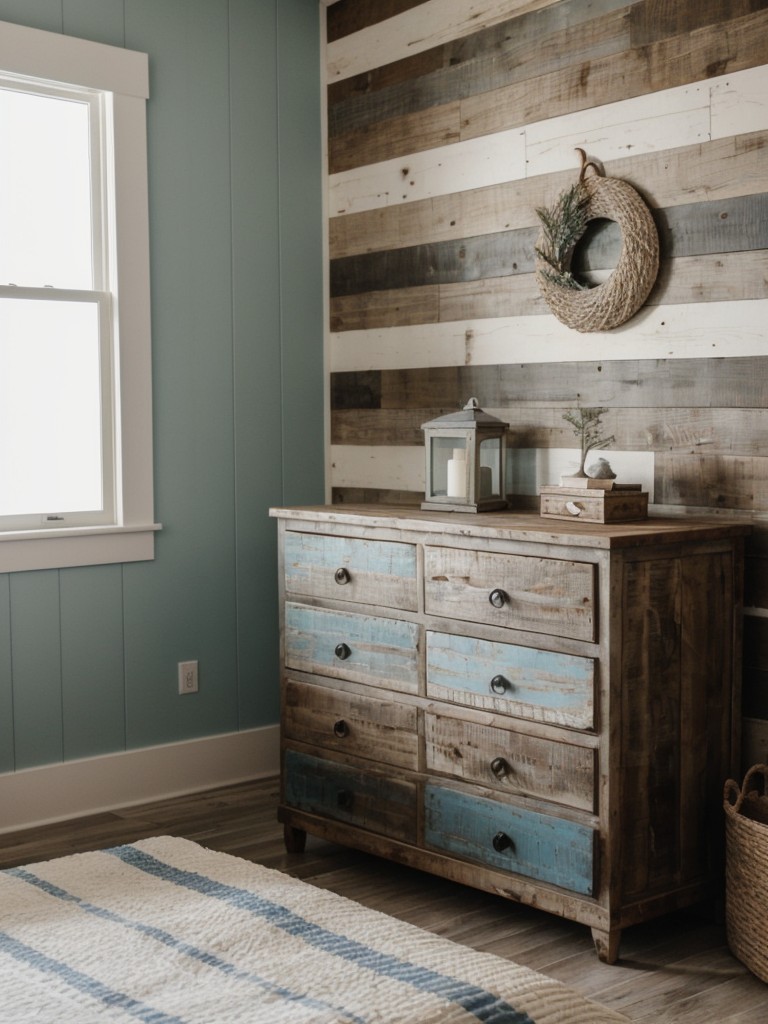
(535, 175, 659, 333)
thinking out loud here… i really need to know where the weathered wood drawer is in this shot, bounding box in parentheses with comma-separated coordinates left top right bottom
(283, 750, 417, 844)
(426, 630, 595, 730)
(284, 679, 419, 770)
(285, 602, 420, 694)
(424, 545, 596, 641)
(424, 784, 595, 896)
(424, 713, 596, 812)
(284, 530, 418, 611)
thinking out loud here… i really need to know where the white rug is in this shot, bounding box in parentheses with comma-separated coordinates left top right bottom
(0, 836, 629, 1023)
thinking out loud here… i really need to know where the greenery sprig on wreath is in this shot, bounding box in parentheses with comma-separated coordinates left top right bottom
(534, 183, 589, 292)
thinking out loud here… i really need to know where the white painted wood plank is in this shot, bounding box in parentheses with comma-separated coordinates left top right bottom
(329, 127, 526, 217)
(330, 444, 424, 490)
(329, 65, 768, 218)
(525, 88, 710, 175)
(329, 299, 768, 371)
(330, 444, 655, 499)
(711, 65, 768, 140)
(326, 0, 557, 83)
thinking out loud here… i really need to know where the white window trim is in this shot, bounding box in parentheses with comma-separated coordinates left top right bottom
(0, 20, 160, 573)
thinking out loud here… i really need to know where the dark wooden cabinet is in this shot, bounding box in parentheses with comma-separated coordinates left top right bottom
(271, 505, 748, 961)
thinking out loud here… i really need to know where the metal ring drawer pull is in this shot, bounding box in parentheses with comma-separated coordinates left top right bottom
(333, 719, 349, 738)
(488, 588, 508, 609)
(336, 789, 354, 810)
(334, 567, 351, 585)
(490, 674, 509, 695)
(492, 831, 513, 853)
(490, 756, 509, 779)
(334, 642, 351, 661)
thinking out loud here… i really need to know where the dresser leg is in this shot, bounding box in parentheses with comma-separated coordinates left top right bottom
(591, 927, 620, 963)
(283, 824, 307, 853)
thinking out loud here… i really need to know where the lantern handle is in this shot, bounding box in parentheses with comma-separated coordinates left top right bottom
(464, 397, 480, 410)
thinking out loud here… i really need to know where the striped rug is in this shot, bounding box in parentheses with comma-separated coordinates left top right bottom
(0, 836, 629, 1023)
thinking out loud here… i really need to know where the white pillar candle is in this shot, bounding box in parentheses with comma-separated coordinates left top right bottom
(446, 449, 466, 497)
(479, 465, 493, 497)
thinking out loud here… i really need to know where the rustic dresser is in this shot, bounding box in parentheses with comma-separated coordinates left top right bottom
(270, 505, 748, 961)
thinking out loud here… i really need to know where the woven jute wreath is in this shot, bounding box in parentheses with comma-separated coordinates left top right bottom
(534, 151, 659, 333)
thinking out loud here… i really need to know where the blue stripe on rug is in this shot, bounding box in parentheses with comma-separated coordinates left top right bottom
(7, 865, 365, 1024)
(110, 844, 536, 1024)
(0, 929, 185, 1024)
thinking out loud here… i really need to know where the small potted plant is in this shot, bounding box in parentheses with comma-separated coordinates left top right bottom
(562, 407, 615, 484)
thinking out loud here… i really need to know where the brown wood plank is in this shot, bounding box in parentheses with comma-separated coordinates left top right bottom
(328, 0, 630, 109)
(620, 557, 681, 898)
(679, 552, 734, 879)
(335, 357, 768, 412)
(629, 0, 768, 47)
(329, 250, 768, 331)
(460, 9, 768, 141)
(330, 194, 768, 297)
(331, 405, 768, 459)
(331, 10, 768, 171)
(745, 555, 768, 608)
(330, 132, 768, 260)
(328, 1, 631, 145)
(326, 0, 426, 44)
(655, 454, 768, 510)
(330, 284, 439, 332)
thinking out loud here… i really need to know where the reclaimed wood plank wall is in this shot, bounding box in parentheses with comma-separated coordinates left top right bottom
(323, 0, 768, 766)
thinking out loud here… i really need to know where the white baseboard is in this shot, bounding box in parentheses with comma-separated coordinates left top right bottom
(0, 726, 280, 835)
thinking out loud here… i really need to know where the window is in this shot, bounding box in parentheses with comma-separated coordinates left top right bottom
(0, 20, 158, 572)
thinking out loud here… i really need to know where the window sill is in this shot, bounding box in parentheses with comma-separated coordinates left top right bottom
(0, 523, 162, 573)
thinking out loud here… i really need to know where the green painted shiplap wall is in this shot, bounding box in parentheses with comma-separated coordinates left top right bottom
(0, 0, 324, 773)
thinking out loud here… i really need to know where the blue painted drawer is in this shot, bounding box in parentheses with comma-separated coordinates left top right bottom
(283, 749, 417, 844)
(424, 784, 595, 896)
(284, 531, 418, 611)
(426, 630, 595, 730)
(285, 602, 420, 694)
(424, 545, 596, 641)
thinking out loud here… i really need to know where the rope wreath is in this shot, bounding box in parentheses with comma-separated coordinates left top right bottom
(534, 150, 659, 332)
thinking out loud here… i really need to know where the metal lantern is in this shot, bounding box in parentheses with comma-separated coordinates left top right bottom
(421, 398, 508, 512)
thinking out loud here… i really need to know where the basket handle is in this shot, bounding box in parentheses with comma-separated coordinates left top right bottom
(724, 763, 768, 813)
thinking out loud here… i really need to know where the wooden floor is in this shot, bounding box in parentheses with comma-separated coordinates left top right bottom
(2, 777, 766, 1022)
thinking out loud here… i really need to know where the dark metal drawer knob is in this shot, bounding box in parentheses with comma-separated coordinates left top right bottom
(489, 587, 508, 609)
(492, 831, 513, 853)
(334, 567, 351, 585)
(490, 756, 509, 779)
(333, 719, 349, 738)
(490, 674, 509, 695)
(334, 642, 351, 661)
(336, 789, 353, 810)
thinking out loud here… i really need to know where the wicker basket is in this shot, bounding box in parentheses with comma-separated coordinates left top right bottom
(724, 764, 768, 982)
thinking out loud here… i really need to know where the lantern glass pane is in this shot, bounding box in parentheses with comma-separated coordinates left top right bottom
(479, 437, 501, 498)
(430, 435, 467, 498)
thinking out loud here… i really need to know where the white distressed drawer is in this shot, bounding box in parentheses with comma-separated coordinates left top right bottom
(425, 712, 596, 812)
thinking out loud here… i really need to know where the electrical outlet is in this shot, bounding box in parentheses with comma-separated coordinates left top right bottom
(178, 660, 199, 694)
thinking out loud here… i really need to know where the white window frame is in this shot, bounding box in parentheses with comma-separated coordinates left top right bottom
(0, 20, 159, 573)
